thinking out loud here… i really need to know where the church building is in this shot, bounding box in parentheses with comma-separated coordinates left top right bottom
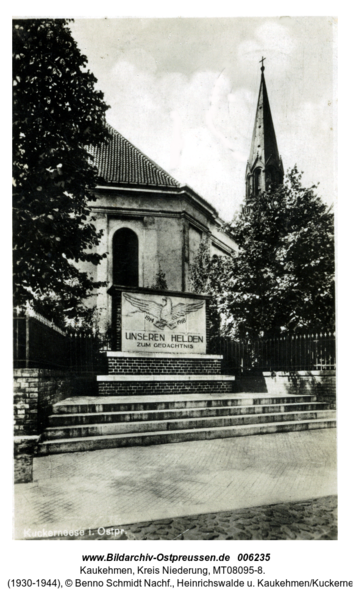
(84, 126, 238, 333)
(84, 62, 281, 335)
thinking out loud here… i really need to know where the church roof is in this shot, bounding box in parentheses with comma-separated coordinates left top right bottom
(88, 124, 181, 189)
(247, 66, 282, 172)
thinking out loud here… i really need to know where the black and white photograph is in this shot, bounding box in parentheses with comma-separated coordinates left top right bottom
(12, 13, 337, 538)
(10, 6, 350, 590)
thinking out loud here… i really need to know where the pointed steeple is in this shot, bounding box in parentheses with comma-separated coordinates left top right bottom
(245, 59, 283, 199)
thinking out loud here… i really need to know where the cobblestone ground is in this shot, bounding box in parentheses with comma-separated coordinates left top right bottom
(16, 430, 336, 540)
(49, 495, 337, 541)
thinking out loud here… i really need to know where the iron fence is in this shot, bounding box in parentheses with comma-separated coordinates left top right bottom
(13, 311, 106, 372)
(14, 309, 335, 376)
(212, 332, 336, 375)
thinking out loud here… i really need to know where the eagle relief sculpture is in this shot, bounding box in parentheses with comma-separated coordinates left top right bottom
(123, 293, 204, 330)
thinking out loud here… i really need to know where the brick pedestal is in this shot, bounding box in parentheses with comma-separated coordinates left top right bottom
(97, 352, 234, 396)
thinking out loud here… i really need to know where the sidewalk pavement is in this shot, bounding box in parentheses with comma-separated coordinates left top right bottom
(14, 428, 336, 539)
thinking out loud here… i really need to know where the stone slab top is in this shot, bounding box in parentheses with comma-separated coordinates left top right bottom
(106, 351, 223, 359)
(53, 392, 317, 406)
(108, 285, 211, 300)
(14, 435, 41, 442)
(97, 374, 234, 381)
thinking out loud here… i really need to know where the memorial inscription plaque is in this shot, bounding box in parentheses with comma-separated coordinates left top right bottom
(121, 292, 206, 354)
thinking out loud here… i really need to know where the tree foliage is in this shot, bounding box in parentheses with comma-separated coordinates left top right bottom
(189, 237, 232, 341)
(190, 168, 335, 339)
(13, 19, 111, 322)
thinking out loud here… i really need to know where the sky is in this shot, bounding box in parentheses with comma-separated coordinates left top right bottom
(69, 17, 336, 222)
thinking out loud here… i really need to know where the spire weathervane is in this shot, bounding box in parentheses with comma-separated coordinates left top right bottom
(260, 56, 266, 71)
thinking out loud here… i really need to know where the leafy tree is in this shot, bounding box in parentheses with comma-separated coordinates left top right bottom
(190, 167, 335, 339)
(189, 237, 232, 342)
(13, 19, 111, 324)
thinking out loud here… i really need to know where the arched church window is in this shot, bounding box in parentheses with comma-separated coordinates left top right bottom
(112, 228, 139, 287)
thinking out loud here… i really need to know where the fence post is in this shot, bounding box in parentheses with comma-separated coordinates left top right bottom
(25, 316, 30, 369)
(14, 317, 19, 368)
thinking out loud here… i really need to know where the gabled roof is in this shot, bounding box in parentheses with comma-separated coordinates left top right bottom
(88, 124, 181, 189)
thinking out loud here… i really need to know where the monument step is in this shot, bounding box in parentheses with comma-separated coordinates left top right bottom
(43, 409, 335, 440)
(52, 393, 318, 414)
(48, 401, 330, 426)
(38, 418, 336, 455)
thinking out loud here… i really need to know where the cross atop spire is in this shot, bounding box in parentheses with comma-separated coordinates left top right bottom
(260, 56, 266, 71)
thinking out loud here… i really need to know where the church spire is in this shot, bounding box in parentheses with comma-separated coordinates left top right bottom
(245, 59, 283, 200)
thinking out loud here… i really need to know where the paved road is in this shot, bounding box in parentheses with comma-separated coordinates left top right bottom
(14, 429, 336, 540)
